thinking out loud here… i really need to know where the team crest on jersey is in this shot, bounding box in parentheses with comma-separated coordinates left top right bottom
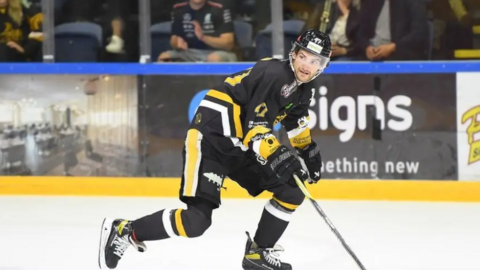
(280, 81, 297, 98)
(194, 113, 202, 124)
(273, 112, 288, 126)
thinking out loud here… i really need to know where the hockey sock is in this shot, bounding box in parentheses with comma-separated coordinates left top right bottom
(131, 201, 214, 241)
(253, 197, 300, 247)
(131, 209, 175, 241)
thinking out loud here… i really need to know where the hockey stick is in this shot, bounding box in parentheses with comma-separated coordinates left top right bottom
(293, 174, 367, 270)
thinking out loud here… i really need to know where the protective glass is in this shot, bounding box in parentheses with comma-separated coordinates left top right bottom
(295, 51, 330, 70)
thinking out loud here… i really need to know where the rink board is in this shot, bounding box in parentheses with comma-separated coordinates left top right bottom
(0, 63, 479, 202)
(0, 177, 479, 202)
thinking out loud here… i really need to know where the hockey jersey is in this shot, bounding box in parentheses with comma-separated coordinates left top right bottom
(195, 58, 315, 161)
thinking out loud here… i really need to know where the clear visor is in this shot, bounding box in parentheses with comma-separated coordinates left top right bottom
(295, 51, 330, 70)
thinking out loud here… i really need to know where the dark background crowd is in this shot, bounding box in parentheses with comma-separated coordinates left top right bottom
(0, 0, 479, 63)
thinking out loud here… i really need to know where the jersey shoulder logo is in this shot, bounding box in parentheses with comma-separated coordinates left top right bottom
(281, 81, 298, 98)
(254, 102, 268, 117)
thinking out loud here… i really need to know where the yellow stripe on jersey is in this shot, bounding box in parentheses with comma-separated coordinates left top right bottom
(289, 127, 312, 149)
(205, 90, 243, 138)
(224, 69, 251, 87)
(183, 129, 202, 197)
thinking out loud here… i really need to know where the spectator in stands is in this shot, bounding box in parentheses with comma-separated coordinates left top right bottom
(301, 0, 362, 61)
(158, 0, 237, 62)
(151, 0, 178, 23)
(57, 0, 138, 61)
(358, 0, 429, 61)
(0, 0, 42, 62)
(104, 0, 137, 55)
(427, 0, 480, 59)
(56, 0, 103, 24)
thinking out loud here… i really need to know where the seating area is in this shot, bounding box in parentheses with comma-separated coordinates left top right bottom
(51, 19, 480, 62)
(149, 19, 304, 62)
(49, 16, 310, 62)
(58, 17, 442, 62)
(2, 0, 480, 62)
(54, 22, 104, 62)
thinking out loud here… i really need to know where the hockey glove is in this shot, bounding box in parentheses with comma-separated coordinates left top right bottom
(267, 145, 308, 186)
(296, 141, 322, 183)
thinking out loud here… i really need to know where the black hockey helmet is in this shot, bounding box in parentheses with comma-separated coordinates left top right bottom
(289, 29, 332, 81)
(293, 29, 332, 58)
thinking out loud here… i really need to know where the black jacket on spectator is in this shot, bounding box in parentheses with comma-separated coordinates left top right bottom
(172, 1, 233, 51)
(331, 4, 361, 58)
(301, 2, 361, 59)
(357, 0, 429, 60)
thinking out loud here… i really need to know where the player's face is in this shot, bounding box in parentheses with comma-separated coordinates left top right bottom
(0, 0, 7, 7)
(292, 49, 328, 82)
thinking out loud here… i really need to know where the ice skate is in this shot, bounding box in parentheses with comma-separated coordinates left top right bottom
(242, 232, 292, 270)
(98, 218, 146, 269)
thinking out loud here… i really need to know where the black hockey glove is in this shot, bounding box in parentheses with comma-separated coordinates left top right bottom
(267, 145, 309, 186)
(296, 141, 322, 184)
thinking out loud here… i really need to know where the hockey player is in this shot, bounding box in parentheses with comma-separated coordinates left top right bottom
(98, 29, 331, 270)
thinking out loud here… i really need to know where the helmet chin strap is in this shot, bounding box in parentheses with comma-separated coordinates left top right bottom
(289, 48, 323, 84)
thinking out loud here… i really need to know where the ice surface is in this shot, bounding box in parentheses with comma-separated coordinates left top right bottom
(0, 196, 479, 270)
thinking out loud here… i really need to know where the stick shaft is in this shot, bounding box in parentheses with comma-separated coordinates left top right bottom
(293, 175, 367, 270)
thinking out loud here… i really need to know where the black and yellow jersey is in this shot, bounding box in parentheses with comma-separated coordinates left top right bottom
(191, 58, 317, 161)
(0, 3, 43, 59)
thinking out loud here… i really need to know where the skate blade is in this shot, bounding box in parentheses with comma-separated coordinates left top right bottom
(98, 218, 114, 269)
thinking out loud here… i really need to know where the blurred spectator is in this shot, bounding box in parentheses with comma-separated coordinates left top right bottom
(56, 0, 103, 24)
(152, 0, 178, 23)
(232, 0, 255, 22)
(57, 0, 138, 61)
(358, 0, 429, 61)
(0, 0, 42, 62)
(428, 0, 480, 59)
(104, 0, 137, 55)
(285, 0, 317, 21)
(158, 0, 237, 62)
(301, 0, 362, 61)
(446, 0, 480, 25)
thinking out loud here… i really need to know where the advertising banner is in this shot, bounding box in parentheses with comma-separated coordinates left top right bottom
(456, 72, 480, 181)
(0, 75, 140, 176)
(142, 75, 227, 176)
(144, 74, 458, 180)
(0, 72, 458, 180)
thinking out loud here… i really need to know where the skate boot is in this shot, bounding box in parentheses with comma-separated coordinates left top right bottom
(98, 218, 146, 269)
(242, 232, 292, 270)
